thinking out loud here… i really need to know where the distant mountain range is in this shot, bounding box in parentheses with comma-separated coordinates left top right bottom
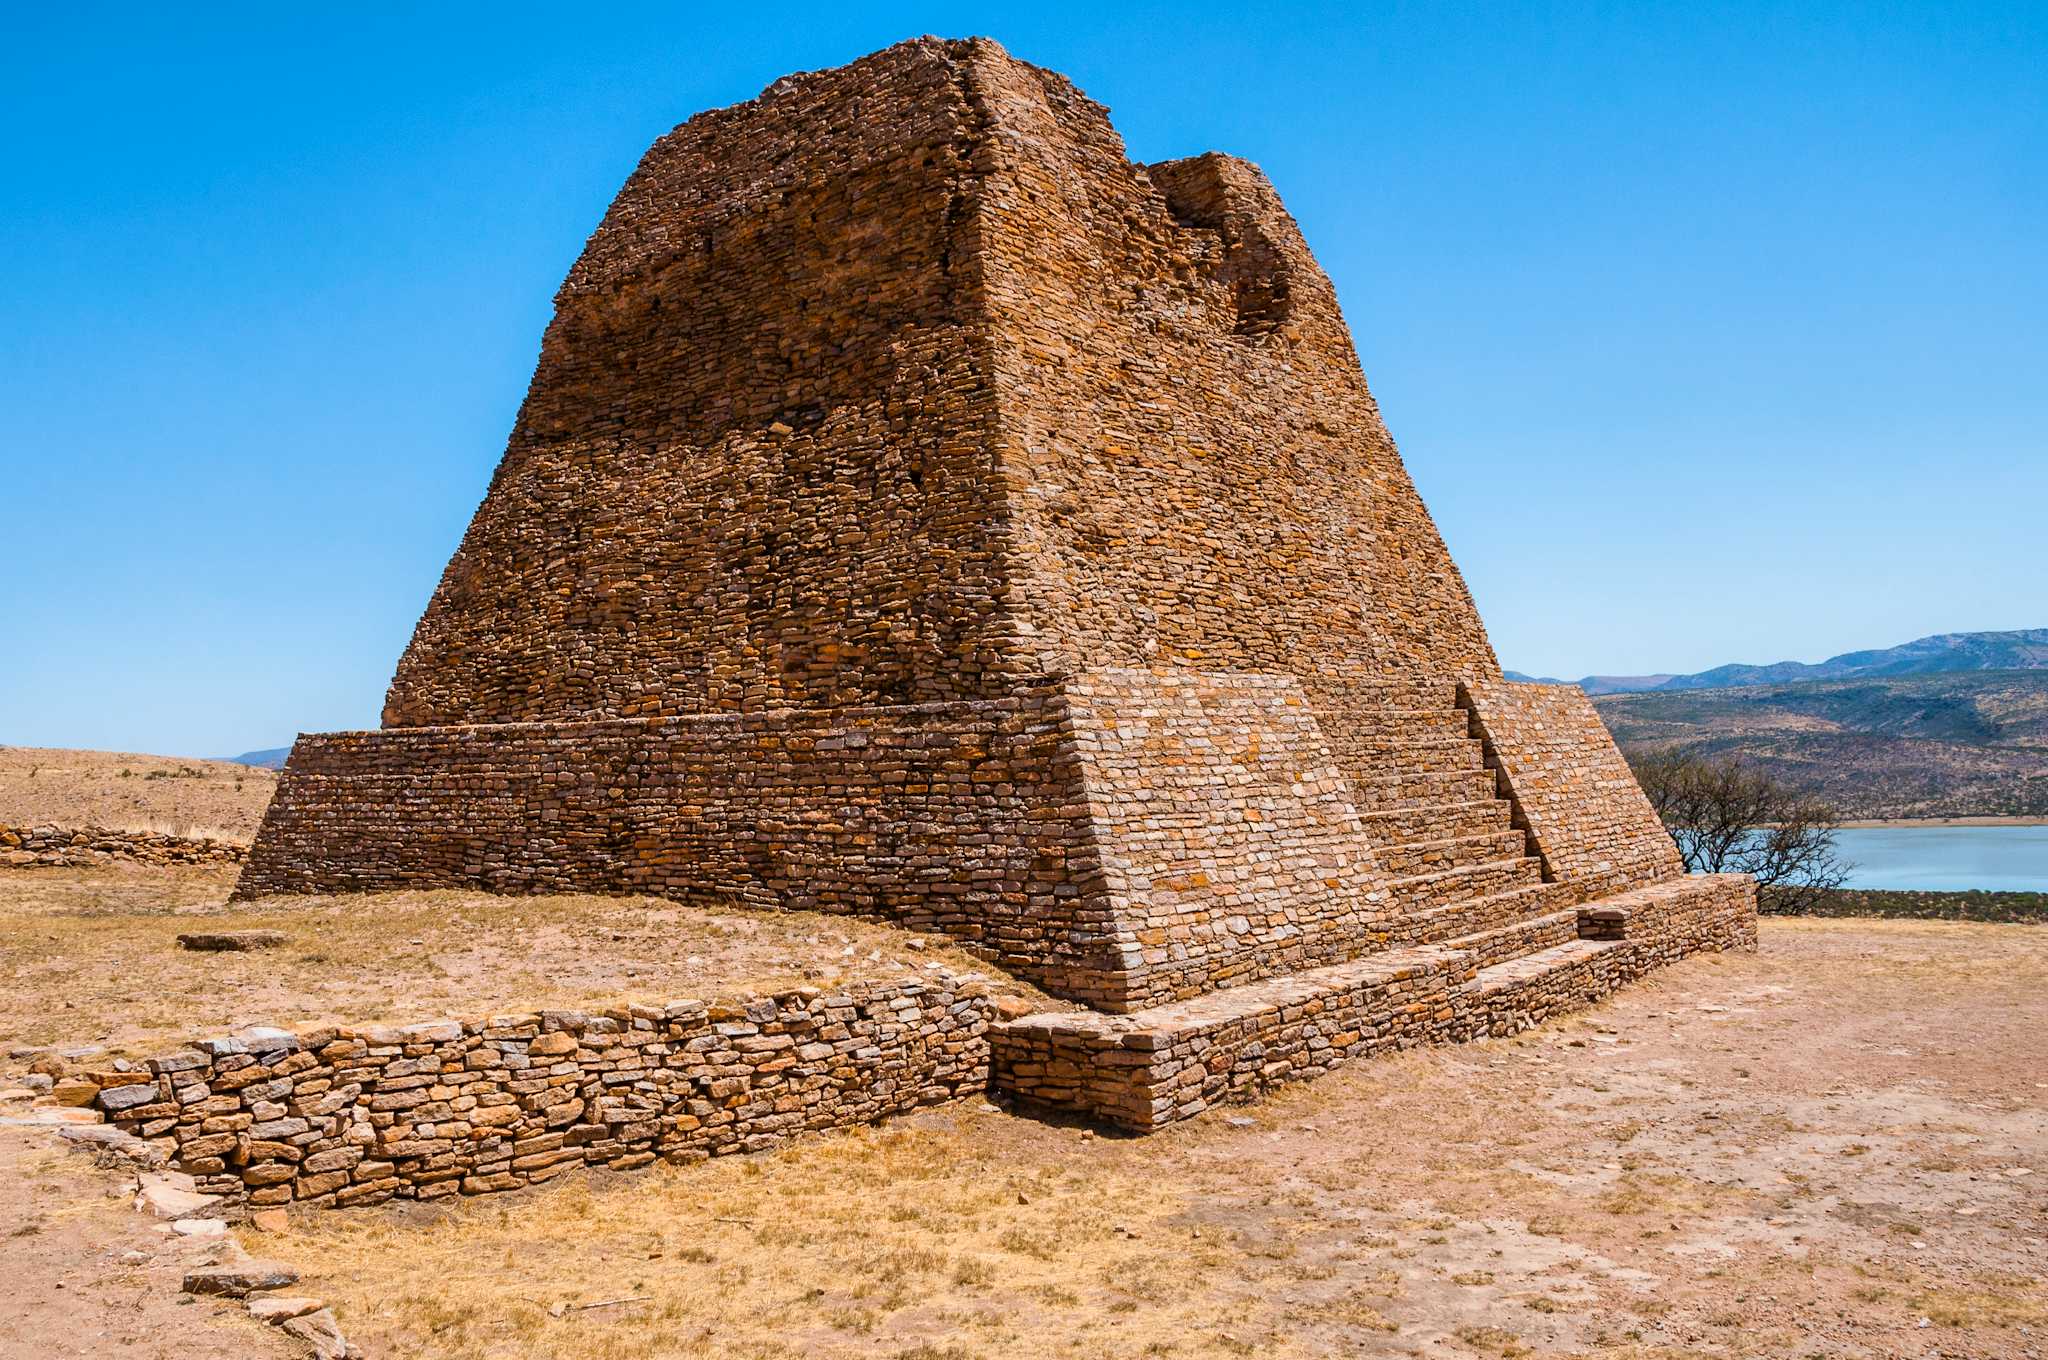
(221, 747, 290, 770)
(1508, 628, 2048, 696)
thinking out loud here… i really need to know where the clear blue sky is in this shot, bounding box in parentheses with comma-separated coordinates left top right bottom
(4, 3, 2042, 757)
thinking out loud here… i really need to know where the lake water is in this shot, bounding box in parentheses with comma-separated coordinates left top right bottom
(1830, 825, 2048, 892)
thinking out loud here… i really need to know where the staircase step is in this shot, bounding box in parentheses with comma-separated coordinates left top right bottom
(1311, 682, 1459, 710)
(1469, 938, 1625, 998)
(1336, 735, 1483, 772)
(1356, 800, 1511, 844)
(1349, 768, 1499, 811)
(1412, 881, 1577, 944)
(1317, 708, 1469, 740)
(1376, 829, 1529, 878)
(1385, 857, 1544, 912)
(1444, 907, 1582, 969)
(990, 875, 1761, 1134)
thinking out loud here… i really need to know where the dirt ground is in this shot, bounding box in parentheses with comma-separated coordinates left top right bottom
(0, 865, 1041, 1062)
(223, 916, 2041, 1360)
(1, 894, 2042, 1359)
(0, 746, 277, 843)
(0, 1122, 292, 1359)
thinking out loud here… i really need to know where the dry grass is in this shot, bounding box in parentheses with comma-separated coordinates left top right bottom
(250, 916, 2048, 1360)
(262, 1118, 1282, 1360)
(6, 773, 2041, 1356)
(0, 866, 1045, 1061)
(0, 746, 277, 843)
(1745, 915, 2048, 993)
(1909, 1283, 2048, 1329)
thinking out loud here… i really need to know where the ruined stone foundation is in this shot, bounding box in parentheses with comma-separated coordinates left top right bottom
(239, 37, 1756, 1134)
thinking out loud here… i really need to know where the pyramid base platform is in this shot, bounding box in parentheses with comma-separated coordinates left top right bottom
(990, 873, 1756, 1131)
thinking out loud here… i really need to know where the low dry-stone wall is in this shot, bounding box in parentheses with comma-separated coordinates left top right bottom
(1, 823, 248, 869)
(84, 974, 990, 1210)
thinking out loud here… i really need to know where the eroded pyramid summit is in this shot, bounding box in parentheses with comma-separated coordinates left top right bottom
(381, 37, 1496, 728)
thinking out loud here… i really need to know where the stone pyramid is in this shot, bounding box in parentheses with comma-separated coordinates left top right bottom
(241, 38, 1755, 1127)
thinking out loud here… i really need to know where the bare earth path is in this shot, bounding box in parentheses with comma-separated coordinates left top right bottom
(2, 914, 2041, 1359)
(0, 1125, 290, 1359)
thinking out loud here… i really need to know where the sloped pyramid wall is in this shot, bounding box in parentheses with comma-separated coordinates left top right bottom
(966, 55, 1500, 700)
(380, 38, 1497, 730)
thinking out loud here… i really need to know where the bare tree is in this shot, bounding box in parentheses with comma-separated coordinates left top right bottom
(1630, 751, 1849, 913)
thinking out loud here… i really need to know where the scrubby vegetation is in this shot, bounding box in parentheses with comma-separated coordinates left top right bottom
(1630, 750, 1847, 912)
(0, 746, 277, 842)
(1597, 670, 2048, 820)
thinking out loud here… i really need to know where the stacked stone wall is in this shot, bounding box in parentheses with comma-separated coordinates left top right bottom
(383, 42, 1024, 725)
(1, 824, 247, 869)
(993, 873, 1756, 1130)
(238, 689, 1138, 1006)
(1596, 871, 1760, 959)
(994, 947, 1473, 1128)
(1060, 670, 1401, 1006)
(1461, 679, 1684, 899)
(1465, 875, 1757, 1038)
(248, 670, 1443, 1012)
(83, 975, 989, 1210)
(970, 52, 1502, 694)
(253, 669, 1471, 1013)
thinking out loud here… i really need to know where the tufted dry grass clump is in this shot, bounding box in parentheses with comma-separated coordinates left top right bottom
(261, 1118, 1265, 1360)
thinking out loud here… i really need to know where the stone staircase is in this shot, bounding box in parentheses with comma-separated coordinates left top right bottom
(1319, 682, 1584, 982)
(989, 675, 1724, 1129)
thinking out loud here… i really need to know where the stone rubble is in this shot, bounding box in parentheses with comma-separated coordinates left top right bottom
(134, 1169, 221, 1219)
(0, 823, 246, 868)
(176, 930, 287, 952)
(181, 1257, 300, 1297)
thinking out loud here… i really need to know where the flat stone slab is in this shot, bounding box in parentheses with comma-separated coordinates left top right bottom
(177, 930, 287, 952)
(169, 1218, 227, 1237)
(56, 1123, 165, 1164)
(50, 1076, 102, 1106)
(183, 1260, 299, 1297)
(2, 1106, 102, 1126)
(137, 1171, 222, 1220)
(247, 1295, 326, 1323)
(279, 1308, 352, 1359)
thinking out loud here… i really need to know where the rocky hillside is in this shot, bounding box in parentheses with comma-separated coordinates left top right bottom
(223, 747, 291, 770)
(1515, 627, 2048, 696)
(1593, 671, 2048, 819)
